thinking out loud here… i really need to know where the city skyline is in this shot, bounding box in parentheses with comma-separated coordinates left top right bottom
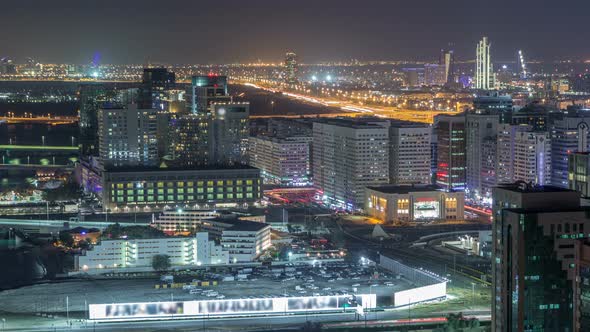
(1, 0, 590, 64)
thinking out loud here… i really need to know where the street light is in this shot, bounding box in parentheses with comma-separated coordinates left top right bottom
(471, 282, 476, 309)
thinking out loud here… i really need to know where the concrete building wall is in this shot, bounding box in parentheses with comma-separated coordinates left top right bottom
(389, 125, 431, 185)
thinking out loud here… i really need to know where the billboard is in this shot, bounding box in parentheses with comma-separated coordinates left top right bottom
(413, 200, 439, 220)
(89, 294, 376, 320)
(394, 282, 446, 307)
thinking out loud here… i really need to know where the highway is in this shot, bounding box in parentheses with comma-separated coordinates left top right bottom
(236, 81, 461, 124)
(2, 308, 491, 331)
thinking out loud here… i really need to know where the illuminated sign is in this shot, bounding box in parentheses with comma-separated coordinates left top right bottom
(394, 282, 446, 306)
(413, 200, 439, 220)
(89, 294, 377, 320)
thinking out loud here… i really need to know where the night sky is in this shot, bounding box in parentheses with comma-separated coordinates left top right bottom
(1, 0, 589, 64)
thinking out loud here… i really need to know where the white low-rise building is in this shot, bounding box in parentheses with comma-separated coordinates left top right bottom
(77, 232, 228, 272)
(151, 209, 224, 233)
(220, 219, 272, 263)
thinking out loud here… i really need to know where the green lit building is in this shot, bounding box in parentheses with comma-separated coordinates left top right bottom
(98, 165, 262, 211)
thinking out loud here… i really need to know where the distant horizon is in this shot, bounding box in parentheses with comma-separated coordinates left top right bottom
(3, 57, 590, 66)
(1, 0, 590, 64)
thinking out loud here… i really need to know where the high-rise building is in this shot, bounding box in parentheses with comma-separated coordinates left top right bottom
(186, 75, 230, 114)
(401, 68, 424, 87)
(475, 37, 495, 90)
(170, 102, 249, 167)
(98, 104, 159, 167)
(569, 152, 590, 198)
(312, 118, 390, 210)
(512, 104, 549, 131)
(465, 112, 499, 198)
(169, 113, 210, 167)
(248, 135, 312, 187)
(79, 84, 107, 156)
(492, 183, 584, 332)
(551, 116, 590, 188)
(473, 92, 513, 124)
(389, 122, 431, 185)
(435, 114, 466, 191)
(423, 64, 446, 86)
(208, 102, 250, 165)
(284, 52, 298, 84)
(139, 67, 175, 110)
(513, 130, 551, 185)
(573, 73, 590, 93)
(498, 124, 551, 186)
(440, 49, 455, 84)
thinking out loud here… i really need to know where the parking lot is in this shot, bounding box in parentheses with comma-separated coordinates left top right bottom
(0, 261, 415, 316)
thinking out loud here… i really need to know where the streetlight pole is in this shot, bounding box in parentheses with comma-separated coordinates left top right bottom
(471, 283, 475, 309)
(66, 296, 69, 327)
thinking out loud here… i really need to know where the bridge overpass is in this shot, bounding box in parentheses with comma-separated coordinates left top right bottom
(0, 144, 78, 170)
(0, 217, 147, 234)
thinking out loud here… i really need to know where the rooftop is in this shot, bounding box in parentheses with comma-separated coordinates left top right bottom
(104, 164, 259, 173)
(367, 184, 446, 194)
(503, 207, 590, 215)
(206, 217, 270, 232)
(495, 182, 576, 194)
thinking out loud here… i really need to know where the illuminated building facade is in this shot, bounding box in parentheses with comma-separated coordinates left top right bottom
(475, 37, 495, 90)
(169, 113, 210, 167)
(284, 52, 298, 84)
(496, 124, 551, 186)
(435, 114, 465, 191)
(551, 116, 590, 188)
(139, 67, 175, 110)
(514, 130, 551, 186)
(423, 64, 446, 86)
(473, 92, 513, 124)
(492, 184, 585, 332)
(248, 135, 311, 186)
(98, 104, 159, 167)
(209, 102, 249, 165)
(465, 112, 499, 199)
(568, 152, 590, 198)
(312, 118, 390, 210)
(77, 232, 228, 272)
(99, 165, 262, 211)
(365, 185, 464, 223)
(186, 75, 230, 114)
(220, 219, 271, 262)
(79, 84, 107, 156)
(401, 67, 424, 87)
(574, 240, 590, 331)
(389, 122, 431, 185)
(440, 49, 455, 84)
